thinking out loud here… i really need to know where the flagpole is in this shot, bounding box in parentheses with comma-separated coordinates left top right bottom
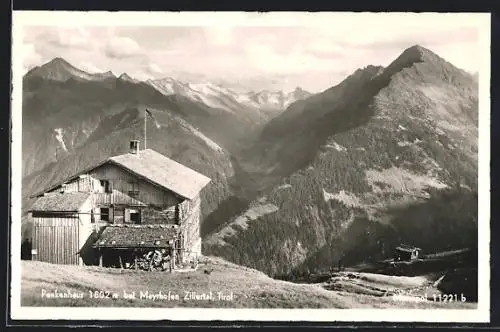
(144, 108, 147, 150)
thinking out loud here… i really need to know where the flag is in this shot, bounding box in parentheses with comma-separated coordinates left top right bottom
(145, 109, 161, 129)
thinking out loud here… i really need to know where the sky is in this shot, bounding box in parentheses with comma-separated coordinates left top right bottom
(20, 13, 483, 92)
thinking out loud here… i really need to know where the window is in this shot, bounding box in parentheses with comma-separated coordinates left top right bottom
(100, 207, 110, 222)
(128, 190, 140, 198)
(125, 208, 141, 224)
(128, 180, 140, 198)
(100, 180, 112, 193)
(130, 210, 141, 224)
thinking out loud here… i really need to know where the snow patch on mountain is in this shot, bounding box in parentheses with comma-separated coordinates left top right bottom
(146, 78, 185, 96)
(325, 141, 347, 152)
(245, 88, 311, 110)
(397, 138, 423, 147)
(186, 83, 238, 113)
(118, 73, 139, 83)
(147, 77, 311, 112)
(54, 128, 68, 152)
(147, 79, 240, 113)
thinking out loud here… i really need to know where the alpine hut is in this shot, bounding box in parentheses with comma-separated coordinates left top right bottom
(393, 244, 421, 261)
(29, 140, 211, 270)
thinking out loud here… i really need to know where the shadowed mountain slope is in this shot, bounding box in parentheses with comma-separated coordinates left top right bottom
(204, 45, 478, 277)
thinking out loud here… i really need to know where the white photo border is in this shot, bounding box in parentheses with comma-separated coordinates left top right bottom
(10, 11, 491, 323)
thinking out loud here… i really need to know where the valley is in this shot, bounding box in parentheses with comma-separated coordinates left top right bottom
(202, 45, 479, 278)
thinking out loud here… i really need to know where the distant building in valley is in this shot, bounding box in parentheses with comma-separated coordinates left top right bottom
(393, 244, 421, 261)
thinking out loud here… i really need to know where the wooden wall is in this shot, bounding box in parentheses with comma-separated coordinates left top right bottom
(142, 206, 177, 224)
(179, 194, 202, 262)
(78, 199, 94, 263)
(32, 198, 94, 266)
(54, 174, 101, 193)
(89, 163, 181, 208)
(49, 163, 181, 210)
(32, 216, 80, 265)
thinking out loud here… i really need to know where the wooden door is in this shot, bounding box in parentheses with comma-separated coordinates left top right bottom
(32, 216, 80, 265)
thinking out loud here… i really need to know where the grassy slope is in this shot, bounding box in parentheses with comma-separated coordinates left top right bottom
(21, 257, 474, 309)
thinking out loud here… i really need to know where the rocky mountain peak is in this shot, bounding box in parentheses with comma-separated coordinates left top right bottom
(101, 70, 115, 77)
(118, 73, 134, 81)
(35, 57, 77, 77)
(46, 57, 72, 67)
(382, 44, 443, 78)
(25, 58, 119, 82)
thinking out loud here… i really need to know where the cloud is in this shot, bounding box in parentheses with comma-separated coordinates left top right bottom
(306, 38, 345, 55)
(204, 27, 234, 46)
(334, 26, 478, 52)
(37, 27, 91, 49)
(243, 41, 338, 75)
(129, 62, 164, 80)
(20, 15, 482, 92)
(22, 43, 42, 73)
(77, 61, 104, 73)
(129, 70, 150, 81)
(104, 36, 143, 59)
(147, 63, 163, 75)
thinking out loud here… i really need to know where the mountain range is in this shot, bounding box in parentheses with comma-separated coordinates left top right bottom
(21, 57, 311, 238)
(21, 45, 478, 279)
(25, 57, 311, 117)
(203, 45, 478, 276)
(146, 77, 311, 112)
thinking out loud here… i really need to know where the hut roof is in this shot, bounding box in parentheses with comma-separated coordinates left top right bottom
(395, 246, 421, 253)
(30, 192, 91, 212)
(32, 149, 211, 200)
(108, 149, 211, 200)
(93, 224, 180, 249)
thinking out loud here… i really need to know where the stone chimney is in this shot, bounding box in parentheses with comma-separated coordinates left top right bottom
(129, 140, 140, 154)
